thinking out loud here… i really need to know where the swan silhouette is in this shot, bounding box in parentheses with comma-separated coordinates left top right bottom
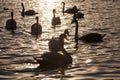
(48, 29, 69, 52)
(62, 2, 79, 15)
(5, 12, 17, 34)
(51, 9, 61, 27)
(21, 3, 38, 17)
(34, 38, 72, 74)
(31, 17, 42, 39)
(71, 14, 105, 44)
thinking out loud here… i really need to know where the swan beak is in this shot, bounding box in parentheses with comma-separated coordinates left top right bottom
(71, 19, 75, 24)
(64, 29, 70, 36)
(64, 34, 69, 41)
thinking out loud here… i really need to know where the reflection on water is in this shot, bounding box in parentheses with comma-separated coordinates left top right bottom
(0, 0, 120, 80)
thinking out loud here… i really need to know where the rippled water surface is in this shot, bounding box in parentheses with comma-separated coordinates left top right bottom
(0, 0, 120, 80)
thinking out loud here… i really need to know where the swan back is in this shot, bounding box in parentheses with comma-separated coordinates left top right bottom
(79, 33, 106, 43)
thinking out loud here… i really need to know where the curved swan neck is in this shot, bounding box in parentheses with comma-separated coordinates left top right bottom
(21, 3, 25, 13)
(53, 9, 56, 17)
(62, 2, 65, 15)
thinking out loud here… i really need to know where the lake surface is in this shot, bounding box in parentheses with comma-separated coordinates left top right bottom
(0, 0, 120, 80)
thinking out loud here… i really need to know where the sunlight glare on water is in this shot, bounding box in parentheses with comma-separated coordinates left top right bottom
(0, 0, 120, 80)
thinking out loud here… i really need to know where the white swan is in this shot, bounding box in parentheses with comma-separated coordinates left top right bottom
(21, 3, 38, 17)
(5, 12, 17, 34)
(31, 17, 42, 39)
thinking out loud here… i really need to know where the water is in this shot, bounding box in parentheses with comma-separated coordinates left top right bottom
(0, 0, 120, 80)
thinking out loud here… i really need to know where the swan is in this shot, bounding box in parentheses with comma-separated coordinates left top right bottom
(34, 39, 72, 74)
(62, 2, 79, 15)
(48, 29, 69, 52)
(71, 14, 105, 44)
(31, 17, 42, 39)
(51, 9, 61, 27)
(5, 12, 17, 34)
(21, 3, 38, 17)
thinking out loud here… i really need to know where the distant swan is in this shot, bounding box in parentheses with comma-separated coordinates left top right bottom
(62, 2, 79, 15)
(5, 12, 17, 34)
(51, 9, 61, 27)
(21, 3, 38, 17)
(34, 38, 72, 74)
(71, 14, 105, 45)
(31, 17, 42, 39)
(48, 29, 69, 52)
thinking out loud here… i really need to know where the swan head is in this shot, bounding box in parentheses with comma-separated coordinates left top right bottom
(21, 3, 24, 7)
(60, 33, 68, 41)
(64, 29, 70, 36)
(53, 9, 56, 14)
(62, 2, 65, 5)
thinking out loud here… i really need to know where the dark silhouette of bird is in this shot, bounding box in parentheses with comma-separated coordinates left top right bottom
(5, 12, 17, 34)
(51, 9, 61, 28)
(31, 17, 42, 39)
(62, 2, 79, 15)
(21, 3, 38, 17)
(48, 29, 69, 52)
(71, 13, 105, 46)
(34, 38, 72, 74)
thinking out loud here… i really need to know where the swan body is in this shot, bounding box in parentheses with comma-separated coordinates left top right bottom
(31, 17, 42, 39)
(51, 9, 61, 26)
(74, 12, 84, 19)
(5, 12, 17, 34)
(62, 2, 79, 15)
(21, 3, 38, 17)
(79, 33, 105, 43)
(34, 44, 72, 73)
(49, 29, 69, 52)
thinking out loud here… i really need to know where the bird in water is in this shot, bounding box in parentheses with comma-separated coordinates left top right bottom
(5, 12, 17, 34)
(71, 13, 105, 47)
(31, 16, 42, 40)
(48, 29, 69, 52)
(62, 2, 79, 15)
(21, 3, 38, 17)
(34, 37, 72, 75)
(51, 9, 61, 28)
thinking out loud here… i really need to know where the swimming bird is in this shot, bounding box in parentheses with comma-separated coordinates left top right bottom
(51, 9, 61, 27)
(21, 3, 38, 17)
(5, 12, 17, 34)
(31, 17, 42, 39)
(62, 2, 79, 15)
(71, 14, 105, 44)
(48, 29, 69, 52)
(34, 40, 72, 74)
